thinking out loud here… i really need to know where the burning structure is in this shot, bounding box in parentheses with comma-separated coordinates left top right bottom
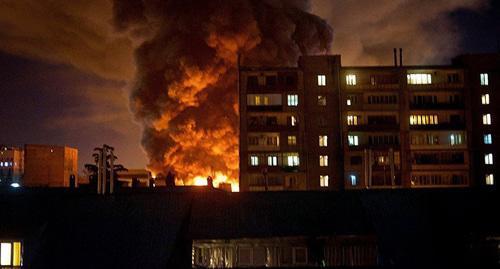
(112, 0, 332, 190)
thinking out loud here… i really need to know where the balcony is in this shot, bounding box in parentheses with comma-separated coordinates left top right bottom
(347, 124, 400, 132)
(345, 83, 400, 91)
(410, 103, 465, 110)
(247, 105, 283, 112)
(409, 122, 465, 130)
(408, 82, 464, 90)
(247, 124, 297, 132)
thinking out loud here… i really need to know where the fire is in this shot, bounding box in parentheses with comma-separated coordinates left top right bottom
(180, 172, 239, 192)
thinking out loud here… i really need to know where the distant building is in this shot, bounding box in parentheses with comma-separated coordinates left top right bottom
(23, 144, 78, 187)
(116, 169, 152, 187)
(0, 146, 24, 186)
(239, 53, 500, 191)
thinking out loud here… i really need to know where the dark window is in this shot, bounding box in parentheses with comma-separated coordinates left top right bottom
(265, 76, 277, 87)
(351, 156, 363, 165)
(247, 76, 258, 89)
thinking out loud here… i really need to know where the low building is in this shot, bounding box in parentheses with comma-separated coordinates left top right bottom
(22, 144, 78, 187)
(0, 146, 24, 186)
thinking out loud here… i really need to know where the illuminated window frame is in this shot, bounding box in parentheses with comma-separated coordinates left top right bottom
(250, 155, 259, 166)
(350, 174, 358, 186)
(481, 94, 490, 105)
(484, 153, 494, 165)
(482, 114, 491, 125)
(346, 74, 356, 85)
(410, 115, 439, 125)
(267, 155, 278, 166)
(287, 135, 297, 146)
(450, 133, 463, 146)
(287, 154, 300, 167)
(0, 241, 22, 267)
(319, 135, 328, 147)
(320, 175, 329, 187)
(484, 134, 493, 145)
(317, 95, 327, 106)
(407, 74, 432, 85)
(485, 174, 494, 185)
(347, 115, 359, 126)
(287, 94, 298, 106)
(480, 73, 489, 86)
(317, 75, 326, 86)
(319, 155, 328, 167)
(348, 135, 359, 146)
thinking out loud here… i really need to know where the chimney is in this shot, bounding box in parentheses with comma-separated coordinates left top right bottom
(399, 48, 403, 66)
(393, 48, 397, 67)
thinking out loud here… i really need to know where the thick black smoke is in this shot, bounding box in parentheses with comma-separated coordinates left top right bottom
(112, 0, 333, 186)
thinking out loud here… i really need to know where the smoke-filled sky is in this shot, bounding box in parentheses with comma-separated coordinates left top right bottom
(0, 0, 498, 176)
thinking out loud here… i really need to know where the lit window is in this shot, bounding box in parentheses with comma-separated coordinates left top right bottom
(317, 95, 326, 106)
(481, 94, 490, 105)
(0, 241, 21, 266)
(485, 174, 494, 185)
(348, 135, 359, 146)
(0, 162, 2, 167)
(319, 135, 328, 147)
(484, 153, 493, 165)
(267, 155, 278, 166)
(346, 99, 352, 106)
(287, 94, 298, 106)
(347, 115, 359, 126)
(450, 133, 463, 146)
(484, 134, 492, 144)
(410, 115, 439, 125)
(480, 73, 489, 86)
(346, 74, 356, 85)
(287, 135, 297, 145)
(290, 116, 297, 126)
(250, 155, 259, 166)
(317, 75, 326, 86)
(407, 74, 432, 85)
(287, 154, 300, 166)
(482, 114, 491, 125)
(254, 96, 261, 105)
(350, 175, 357, 186)
(320, 175, 329, 187)
(319, 155, 328, 167)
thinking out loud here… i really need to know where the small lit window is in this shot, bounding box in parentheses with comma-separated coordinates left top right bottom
(350, 174, 357, 186)
(287, 154, 300, 166)
(484, 153, 493, 165)
(317, 75, 326, 86)
(347, 115, 359, 126)
(320, 175, 329, 187)
(485, 174, 494, 185)
(319, 155, 328, 167)
(450, 133, 463, 146)
(250, 155, 259, 166)
(346, 99, 352, 106)
(267, 155, 278, 166)
(482, 114, 491, 125)
(407, 74, 432, 85)
(290, 116, 297, 126)
(480, 73, 489, 86)
(0, 241, 22, 266)
(484, 134, 492, 144)
(481, 94, 490, 105)
(346, 74, 356, 85)
(410, 115, 439, 125)
(319, 135, 328, 147)
(348, 135, 359, 146)
(288, 135, 297, 145)
(317, 95, 326, 106)
(287, 94, 298, 106)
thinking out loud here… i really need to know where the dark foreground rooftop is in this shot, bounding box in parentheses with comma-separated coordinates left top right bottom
(0, 187, 499, 268)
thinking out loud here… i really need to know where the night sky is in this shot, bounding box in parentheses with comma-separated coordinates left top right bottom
(0, 0, 498, 174)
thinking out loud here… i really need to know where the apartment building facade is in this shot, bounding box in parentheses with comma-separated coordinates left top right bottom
(239, 53, 499, 191)
(0, 146, 24, 186)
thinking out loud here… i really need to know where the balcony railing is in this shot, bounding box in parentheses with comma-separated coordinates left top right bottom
(347, 124, 400, 131)
(410, 103, 465, 110)
(409, 122, 465, 130)
(247, 105, 283, 112)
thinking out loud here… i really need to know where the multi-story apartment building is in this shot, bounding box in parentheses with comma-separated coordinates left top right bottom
(0, 146, 24, 186)
(239, 53, 499, 191)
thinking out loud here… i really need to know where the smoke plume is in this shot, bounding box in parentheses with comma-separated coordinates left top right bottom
(113, 0, 332, 189)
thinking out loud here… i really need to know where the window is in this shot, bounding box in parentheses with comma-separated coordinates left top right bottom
(293, 247, 308, 265)
(484, 134, 493, 144)
(247, 94, 281, 106)
(317, 75, 326, 86)
(450, 133, 463, 146)
(350, 174, 357, 186)
(317, 95, 326, 106)
(407, 73, 432, 85)
(483, 114, 491, 125)
(289, 116, 297, 126)
(250, 155, 259, 166)
(346, 99, 352, 106)
(348, 135, 359, 146)
(319, 135, 328, 147)
(347, 115, 359, 126)
(267, 155, 278, 166)
(410, 115, 439, 125)
(287, 154, 299, 166)
(484, 153, 493, 165)
(248, 136, 259, 145)
(266, 136, 279, 146)
(320, 175, 329, 187)
(287, 94, 298, 106)
(0, 241, 22, 266)
(480, 73, 489, 86)
(346, 95, 357, 106)
(346, 74, 356, 85)
(288, 135, 297, 146)
(485, 174, 494, 185)
(319, 155, 328, 167)
(481, 94, 490, 105)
